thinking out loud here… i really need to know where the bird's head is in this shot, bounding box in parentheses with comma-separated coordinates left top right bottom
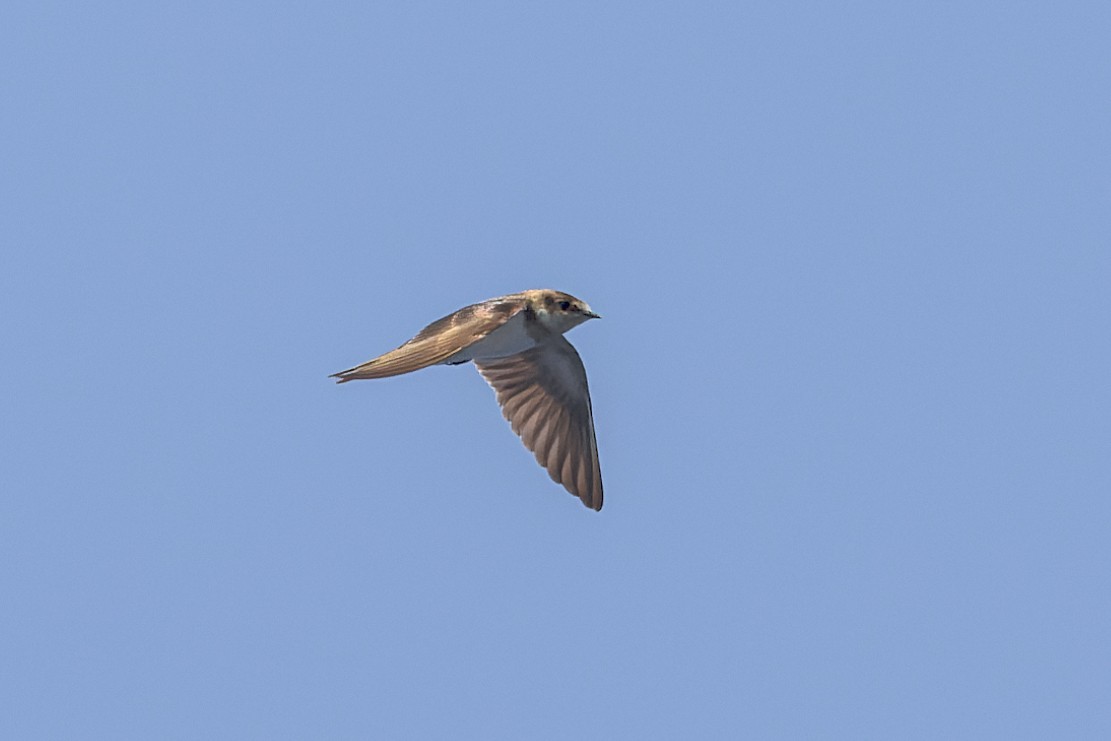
(529, 289, 601, 333)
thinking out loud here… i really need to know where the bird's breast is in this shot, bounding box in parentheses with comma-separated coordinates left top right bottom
(443, 312, 540, 363)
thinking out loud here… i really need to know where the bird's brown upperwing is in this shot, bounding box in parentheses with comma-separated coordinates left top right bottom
(331, 300, 525, 381)
(475, 336, 603, 511)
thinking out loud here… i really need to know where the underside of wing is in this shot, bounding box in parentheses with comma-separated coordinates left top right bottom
(332, 300, 524, 381)
(475, 336, 603, 511)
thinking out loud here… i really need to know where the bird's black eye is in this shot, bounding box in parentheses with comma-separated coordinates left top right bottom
(559, 301, 571, 310)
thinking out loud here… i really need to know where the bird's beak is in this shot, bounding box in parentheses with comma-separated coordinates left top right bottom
(585, 310, 602, 319)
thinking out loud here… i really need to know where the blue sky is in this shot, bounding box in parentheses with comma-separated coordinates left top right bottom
(3, 2, 1109, 738)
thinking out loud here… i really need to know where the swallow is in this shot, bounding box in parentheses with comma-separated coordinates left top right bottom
(332, 289, 603, 510)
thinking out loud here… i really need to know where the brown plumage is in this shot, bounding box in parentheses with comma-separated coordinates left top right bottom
(332, 289, 603, 510)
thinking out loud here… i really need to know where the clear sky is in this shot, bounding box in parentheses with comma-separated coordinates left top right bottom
(3, 2, 1109, 738)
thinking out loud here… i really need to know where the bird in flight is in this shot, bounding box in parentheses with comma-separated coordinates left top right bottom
(332, 289, 604, 511)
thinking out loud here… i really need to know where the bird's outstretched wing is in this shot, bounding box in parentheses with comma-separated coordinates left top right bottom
(476, 336, 602, 510)
(332, 300, 524, 381)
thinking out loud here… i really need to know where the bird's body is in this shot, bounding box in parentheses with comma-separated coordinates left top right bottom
(332, 289, 603, 510)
